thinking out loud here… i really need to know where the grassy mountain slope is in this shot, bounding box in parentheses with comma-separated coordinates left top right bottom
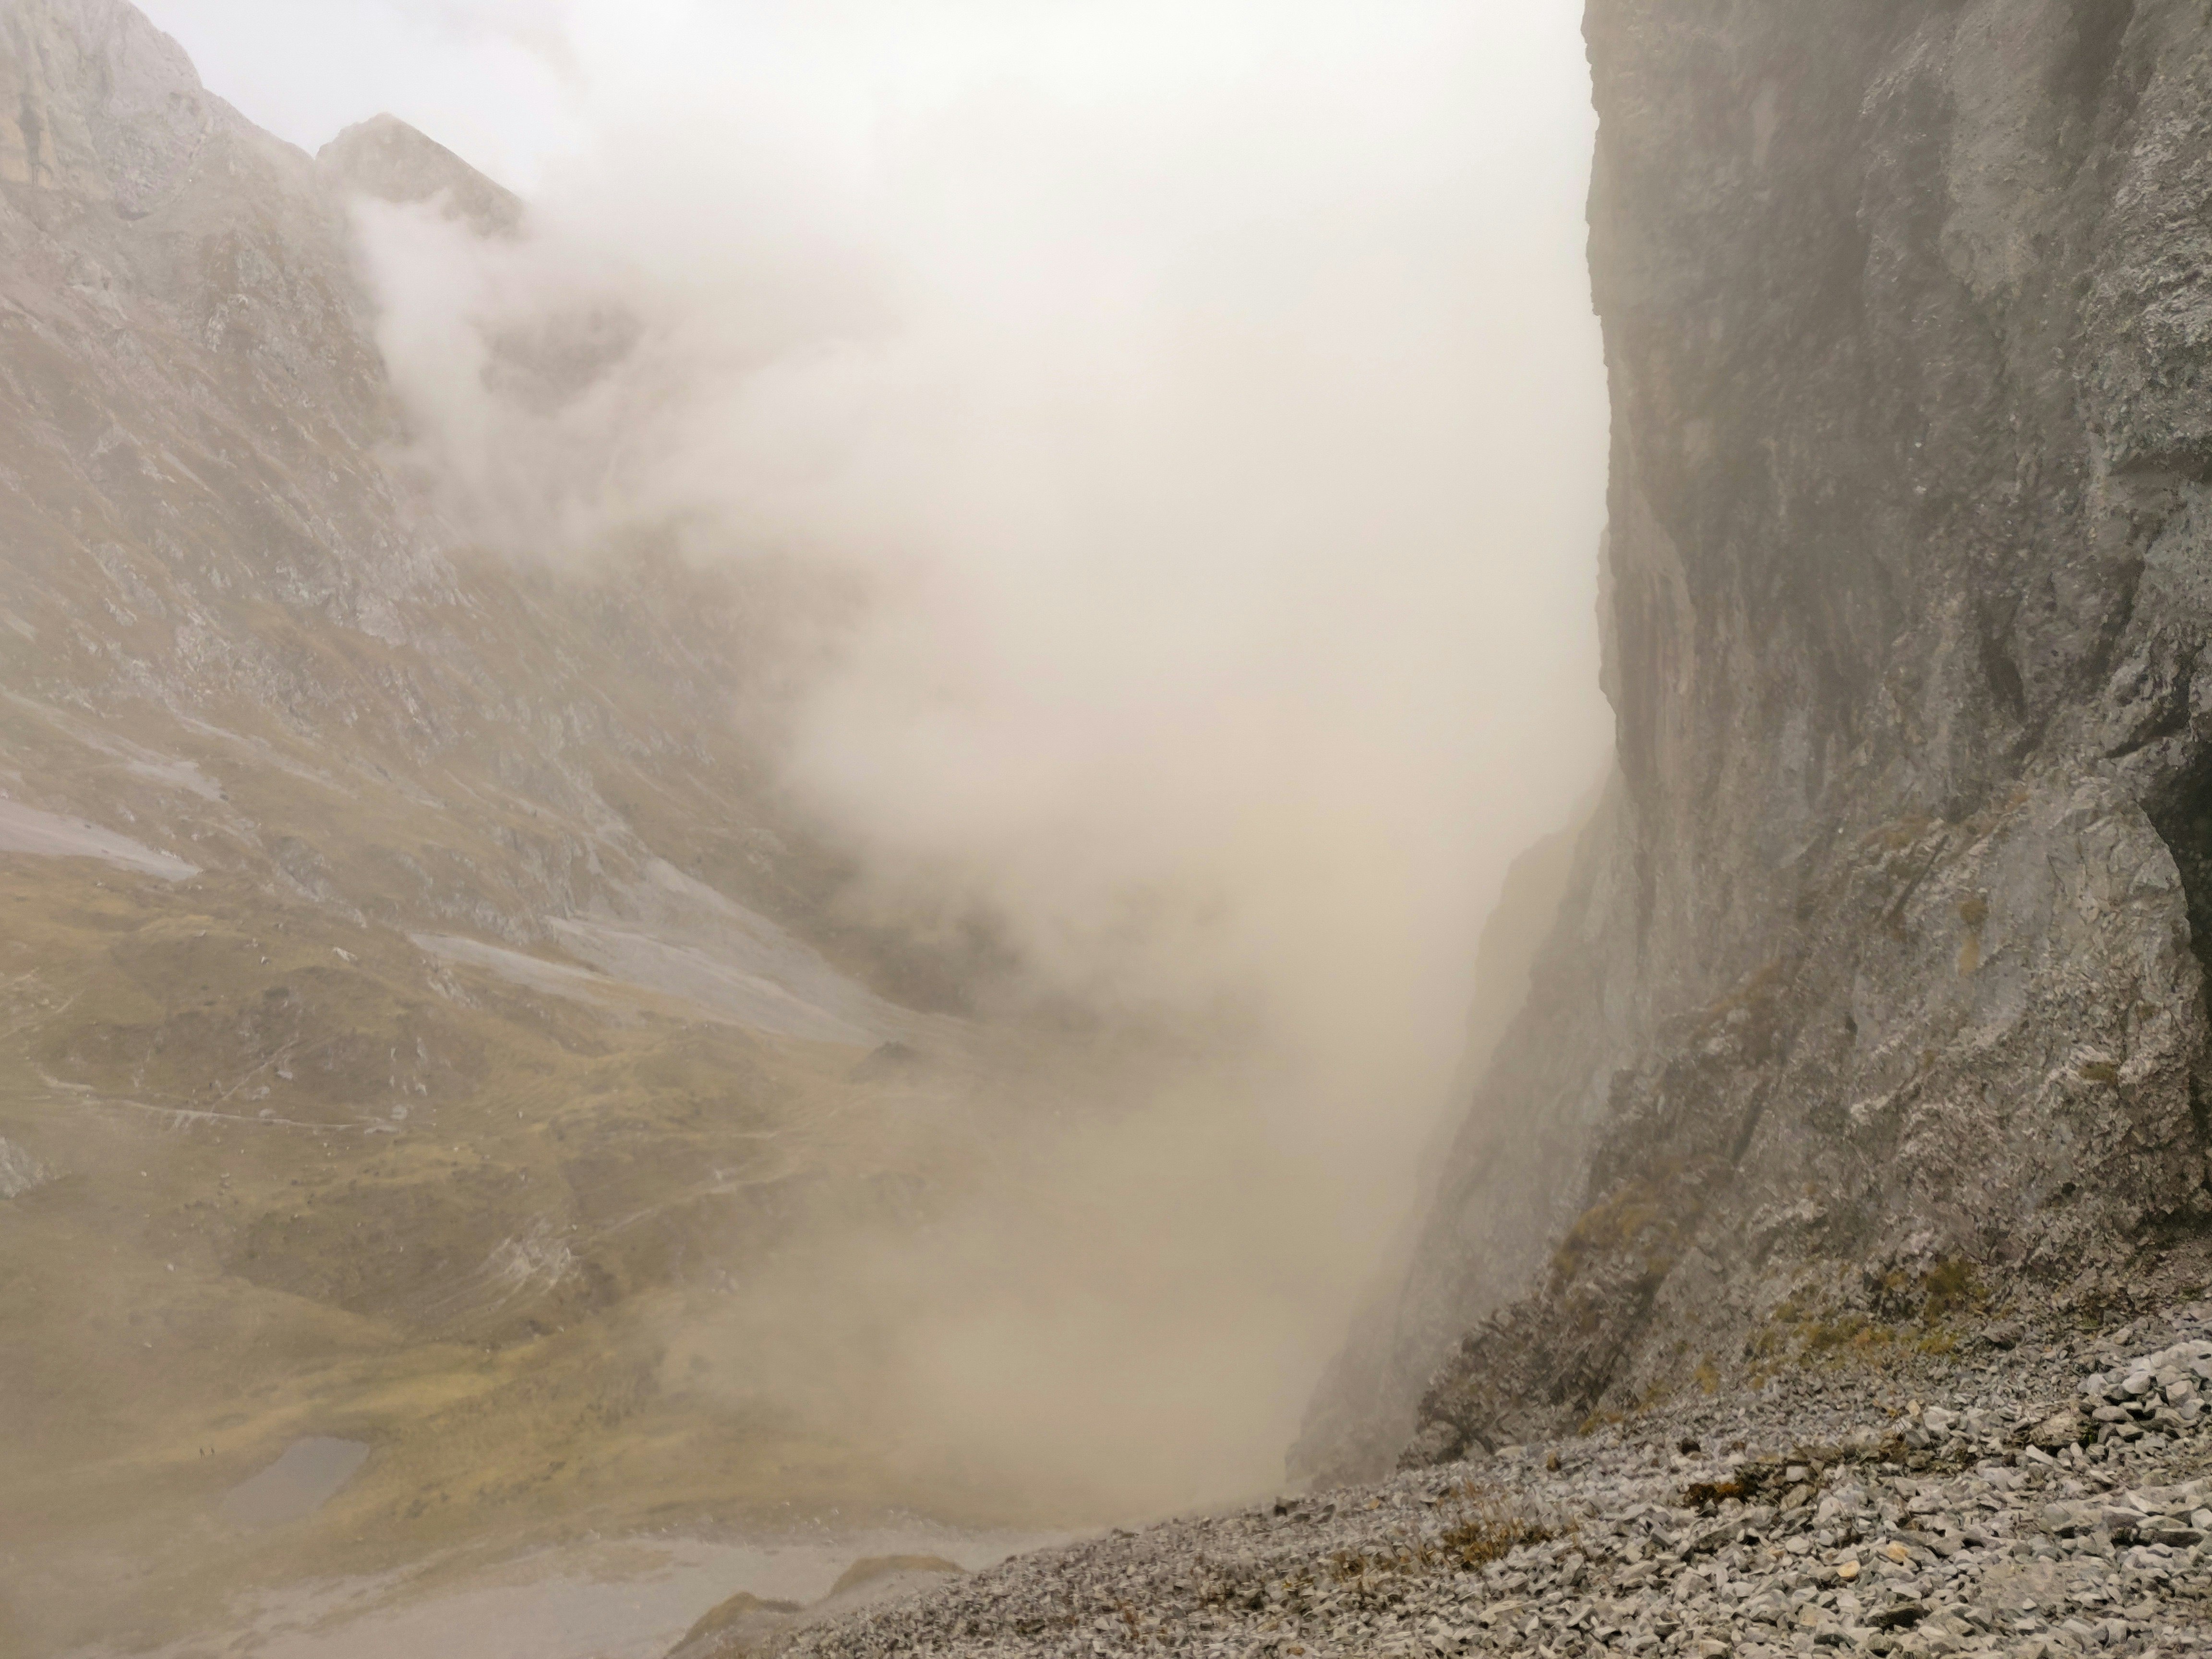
(0, 1, 1033, 1646)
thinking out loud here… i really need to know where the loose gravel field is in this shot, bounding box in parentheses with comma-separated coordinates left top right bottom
(764, 1304, 2212, 1658)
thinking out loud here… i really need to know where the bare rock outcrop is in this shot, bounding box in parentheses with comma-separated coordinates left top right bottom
(0, 0, 213, 215)
(1300, 0, 2212, 1480)
(319, 112, 523, 237)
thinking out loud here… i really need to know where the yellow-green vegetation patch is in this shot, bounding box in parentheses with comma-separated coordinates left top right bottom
(0, 856, 1000, 1650)
(1746, 1258, 1987, 1380)
(1323, 1482, 1564, 1587)
(1551, 1154, 1727, 1292)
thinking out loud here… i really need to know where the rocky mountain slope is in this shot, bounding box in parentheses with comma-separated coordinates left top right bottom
(1295, 0, 2212, 1482)
(761, 1287, 2212, 1658)
(0, 1, 1065, 1649)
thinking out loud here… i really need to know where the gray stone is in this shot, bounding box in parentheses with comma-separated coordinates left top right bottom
(757, 1312, 2212, 1656)
(2032, 1413, 2086, 1454)
(0, 1137, 51, 1199)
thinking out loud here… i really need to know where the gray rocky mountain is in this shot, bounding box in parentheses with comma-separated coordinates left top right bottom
(0, 0, 1003, 1646)
(18, 0, 2212, 1649)
(1297, 0, 2212, 1483)
(319, 113, 524, 238)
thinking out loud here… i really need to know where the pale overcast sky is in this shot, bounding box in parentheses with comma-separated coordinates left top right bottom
(134, 0, 587, 188)
(130, 2, 1597, 203)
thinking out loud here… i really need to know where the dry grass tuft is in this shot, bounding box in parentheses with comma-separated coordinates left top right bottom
(1322, 1481, 1563, 1588)
(1436, 1490, 1558, 1569)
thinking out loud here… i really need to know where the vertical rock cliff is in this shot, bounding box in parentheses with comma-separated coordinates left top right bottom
(1298, 0, 2212, 1481)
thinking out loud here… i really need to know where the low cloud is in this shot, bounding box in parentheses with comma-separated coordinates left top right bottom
(354, 0, 1611, 1510)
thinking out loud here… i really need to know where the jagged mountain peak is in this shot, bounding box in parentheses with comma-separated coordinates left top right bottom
(0, 0, 216, 215)
(319, 111, 524, 237)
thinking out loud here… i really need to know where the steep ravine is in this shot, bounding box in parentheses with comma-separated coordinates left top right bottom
(708, 2, 2212, 1650)
(17, 0, 2212, 1652)
(657, 6, 2212, 1654)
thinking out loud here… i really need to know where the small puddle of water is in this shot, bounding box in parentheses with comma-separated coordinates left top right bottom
(219, 1439, 373, 1527)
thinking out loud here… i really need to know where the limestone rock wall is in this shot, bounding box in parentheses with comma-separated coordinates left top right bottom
(1299, 0, 2212, 1482)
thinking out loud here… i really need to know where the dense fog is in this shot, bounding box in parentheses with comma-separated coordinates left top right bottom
(260, 0, 1614, 1514)
(7, 0, 1608, 1647)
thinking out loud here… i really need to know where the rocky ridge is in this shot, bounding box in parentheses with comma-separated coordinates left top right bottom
(759, 1294, 2212, 1659)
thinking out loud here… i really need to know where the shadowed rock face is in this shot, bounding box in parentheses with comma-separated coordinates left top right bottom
(1300, 0, 2212, 1480)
